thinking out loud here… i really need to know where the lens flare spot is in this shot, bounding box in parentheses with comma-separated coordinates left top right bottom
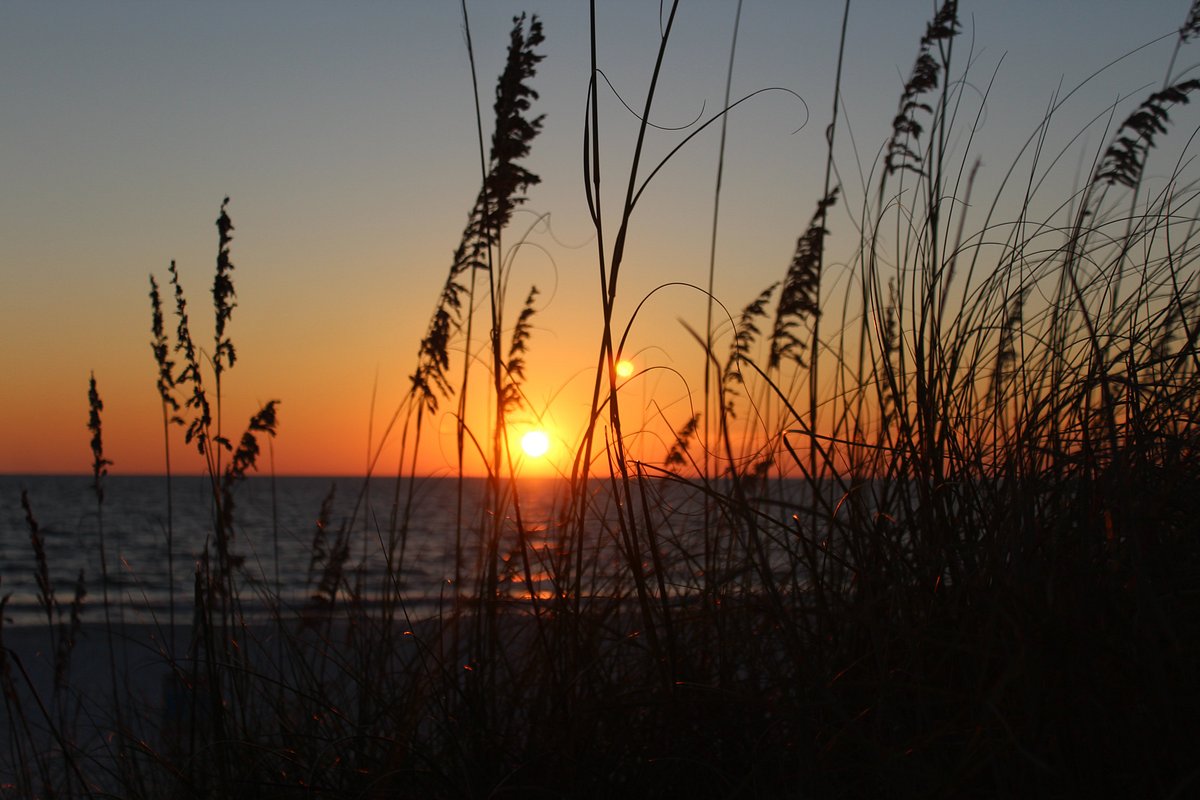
(521, 430, 550, 458)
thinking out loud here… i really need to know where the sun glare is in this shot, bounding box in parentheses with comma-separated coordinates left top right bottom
(520, 429, 550, 458)
(615, 359, 635, 379)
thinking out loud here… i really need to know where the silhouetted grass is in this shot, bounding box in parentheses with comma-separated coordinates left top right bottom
(5, 3, 1200, 798)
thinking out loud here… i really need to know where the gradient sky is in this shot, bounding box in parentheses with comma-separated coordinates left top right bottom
(1, 1, 1192, 476)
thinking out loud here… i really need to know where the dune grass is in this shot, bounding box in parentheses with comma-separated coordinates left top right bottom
(5, 2, 1200, 797)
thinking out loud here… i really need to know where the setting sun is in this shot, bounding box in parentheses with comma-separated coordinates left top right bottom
(520, 429, 550, 458)
(615, 359, 635, 379)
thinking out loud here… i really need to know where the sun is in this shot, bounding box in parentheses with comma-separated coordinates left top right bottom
(520, 429, 551, 458)
(615, 359, 635, 379)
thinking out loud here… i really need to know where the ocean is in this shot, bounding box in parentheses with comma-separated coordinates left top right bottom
(0, 474, 579, 628)
(2, 473, 821, 631)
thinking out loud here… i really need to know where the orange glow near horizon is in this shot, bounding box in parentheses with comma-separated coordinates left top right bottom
(1, 5, 1188, 480)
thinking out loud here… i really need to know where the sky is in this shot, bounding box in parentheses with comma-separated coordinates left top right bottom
(1, 0, 1194, 477)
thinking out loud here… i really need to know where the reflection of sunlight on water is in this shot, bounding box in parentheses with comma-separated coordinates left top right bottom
(500, 480, 569, 601)
(508, 570, 553, 583)
(1, 474, 821, 624)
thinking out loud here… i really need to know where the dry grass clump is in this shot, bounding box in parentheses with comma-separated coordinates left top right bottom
(5, 3, 1200, 798)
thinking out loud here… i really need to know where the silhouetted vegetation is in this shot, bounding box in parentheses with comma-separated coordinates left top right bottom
(5, 3, 1200, 798)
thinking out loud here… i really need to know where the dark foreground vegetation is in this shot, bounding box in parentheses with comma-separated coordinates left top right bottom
(6, 2, 1200, 797)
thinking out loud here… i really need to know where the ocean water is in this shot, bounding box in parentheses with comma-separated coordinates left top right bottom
(1, 473, 820, 629)
(0, 474, 579, 628)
